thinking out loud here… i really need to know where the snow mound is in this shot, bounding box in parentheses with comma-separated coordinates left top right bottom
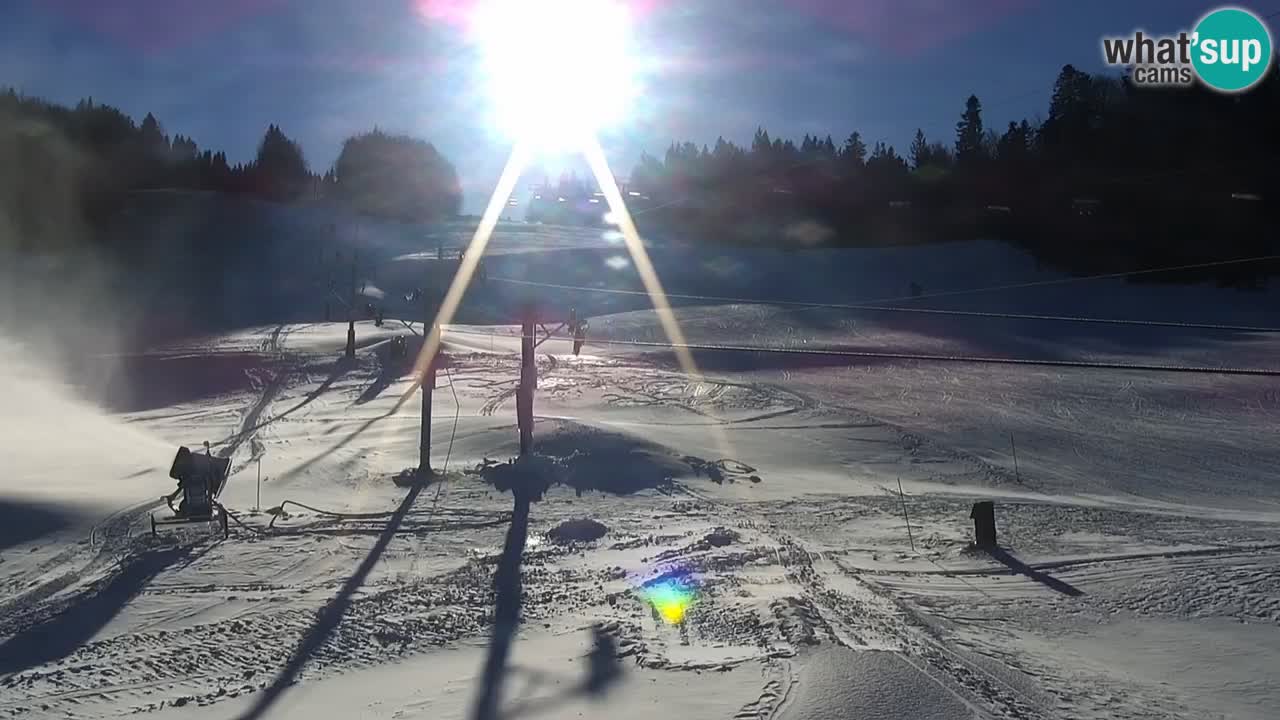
(704, 527, 738, 547)
(478, 420, 690, 496)
(547, 518, 609, 543)
(478, 455, 557, 500)
(535, 421, 687, 494)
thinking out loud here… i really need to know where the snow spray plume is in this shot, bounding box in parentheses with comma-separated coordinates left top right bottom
(0, 110, 171, 494)
(0, 103, 140, 407)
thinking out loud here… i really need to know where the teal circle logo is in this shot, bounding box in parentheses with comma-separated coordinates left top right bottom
(1191, 7, 1273, 92)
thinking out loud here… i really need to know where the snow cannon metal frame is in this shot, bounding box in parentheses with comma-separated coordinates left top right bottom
(151, 444, 231, 538)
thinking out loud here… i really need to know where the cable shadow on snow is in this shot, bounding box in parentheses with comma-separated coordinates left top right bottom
(354, 339, 416, 406)
(354, 367, 397, 406)
(213, 354, 353, 456)
(0, 545, 194, 676)
(271, 368, 419, 485)
(988, 547, 1084, 597)
(234, 480, 425, 720)
(268, 355, 352, 419)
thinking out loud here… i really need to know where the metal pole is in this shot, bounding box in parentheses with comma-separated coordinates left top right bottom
(345, 250, 357, 360)
(1010, 433, 1021, 483)
(420, 362, 436, 476)
(256, 459, 261, 512)
(517, 309, 535, 456)
(420, 291, 437, 476)
(898, 477, 916, 553)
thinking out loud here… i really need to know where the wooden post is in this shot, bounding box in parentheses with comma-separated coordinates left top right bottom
(897, 478, 916, 553)
(345, 250, 357, 360)
(517, 308, 535, 456)
(1010, 433, 1021, 483)
(971, 501, 997, 548)
(326, 257, 334, 322)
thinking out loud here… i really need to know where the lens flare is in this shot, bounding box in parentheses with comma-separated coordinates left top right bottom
(472, 0, 637, 150)
(640, 571, 697, 625)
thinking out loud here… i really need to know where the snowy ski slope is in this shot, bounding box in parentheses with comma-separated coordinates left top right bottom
(1, 193, 1278, 720)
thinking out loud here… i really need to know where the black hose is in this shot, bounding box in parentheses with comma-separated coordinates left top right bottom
(267, 500, 398, 529)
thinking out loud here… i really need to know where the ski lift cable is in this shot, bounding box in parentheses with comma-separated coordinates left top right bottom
(444, 366, 460, 475)
(487, 275, 1280, 334)
(487, 253, 1280, 334)
(425, 366, 463, 517)
(442, 326, 1280, 377)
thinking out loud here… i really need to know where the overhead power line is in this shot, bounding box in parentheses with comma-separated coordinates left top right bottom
(488, 253, 1280, 334)
(442, 326, 1280, 377)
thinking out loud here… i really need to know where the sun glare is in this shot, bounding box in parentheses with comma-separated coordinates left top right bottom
(472, 0, 636, 151)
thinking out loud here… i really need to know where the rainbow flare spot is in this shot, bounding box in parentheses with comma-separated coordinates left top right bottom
(641, 573, 697, 625)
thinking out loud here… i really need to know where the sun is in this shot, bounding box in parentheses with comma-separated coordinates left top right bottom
(472, 0, 637, 152)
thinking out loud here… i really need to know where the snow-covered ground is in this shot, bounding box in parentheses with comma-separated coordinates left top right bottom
(2, 199, 1279, 719)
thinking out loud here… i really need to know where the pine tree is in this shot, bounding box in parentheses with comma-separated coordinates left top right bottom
(927, 142, 951, 167)
(840, 131, 867, 170)
(954, 95, 986, 165)
(1041, 64, 1099, 158)
(751, 127, 772, 154)
(909, 129, 929, 170)
(254, 124, 309, 201)
(997, 121, 1029, 162)
(171, 134, 197, 162)
(138, 112, 168, 157)
(866, 142, 910, 183)
(779, 139, 798, 162)
(629, 151, 665, 194)
(334, 129, 461, 220)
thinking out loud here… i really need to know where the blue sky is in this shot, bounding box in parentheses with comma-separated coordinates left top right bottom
(2, 0, 1271, 212)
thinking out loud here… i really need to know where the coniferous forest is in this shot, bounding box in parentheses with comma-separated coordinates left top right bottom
(3, 63, 1279, 287)
(0, 88, 462, 248)
(615, 65, 1279, 286)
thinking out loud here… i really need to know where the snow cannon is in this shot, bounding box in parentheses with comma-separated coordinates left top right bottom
(389, 335, 408, 361)
(152, 444, 231, 538)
